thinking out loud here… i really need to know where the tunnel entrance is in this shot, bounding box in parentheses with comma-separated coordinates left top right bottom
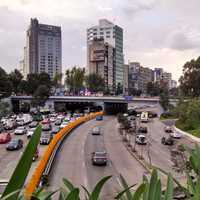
(104, 102, 127, 115)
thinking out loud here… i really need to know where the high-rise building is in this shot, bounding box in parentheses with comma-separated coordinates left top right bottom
(24, 18, 62, 79)
(123, 64, 129, 94)
(153, 68, 164, 83)
(163, 72, 172, 89)
(88, 38, 114, 91)
(87, 19, 124, 90)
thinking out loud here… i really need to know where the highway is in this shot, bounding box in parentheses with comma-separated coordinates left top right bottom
(49, 117, 147, 199)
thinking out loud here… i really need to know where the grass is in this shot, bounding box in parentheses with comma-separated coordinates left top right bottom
(160, 115, 177, 120)
(175, 120, 200, 138)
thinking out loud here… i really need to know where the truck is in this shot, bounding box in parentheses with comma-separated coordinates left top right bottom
(16, 114, 32, 126)
(140, 111, 149, 123)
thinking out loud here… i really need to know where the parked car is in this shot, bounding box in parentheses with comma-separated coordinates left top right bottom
(148, 112, 158, 118)
(32, 148, 39, 161)
(42, 124, 51, 131)
(41, 118, 50, 124)
(0, 133, 11, 144)
(161, 136, 174, 145)
(51, 126, 60, 135)
(40, 133, 53, 145)
(27, 128, 36, 138)
(55, 119, 62, 126)
(170, 131, 182, 139)
(135, 134, 147, 145)
(138, 126, 148, 133)
(14, 126, 26, 135)
(96, 115, 103, 121)
(60, 121, 69, 129)
(164, 126, 173, 133)
(4, 120, 17, 130)
(91, 127, 101, 135)
(50, 117, 57, 123)
(57, 115, 65, 121)
(29, 121, 38, 128)
(91, 151, 107, 166)
(6, 139, 23, 150)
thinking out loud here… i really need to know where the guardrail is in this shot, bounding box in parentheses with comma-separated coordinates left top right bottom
(24, 112, 103, 197)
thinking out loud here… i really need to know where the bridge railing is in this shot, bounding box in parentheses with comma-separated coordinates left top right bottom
(24, 111, 103, 197)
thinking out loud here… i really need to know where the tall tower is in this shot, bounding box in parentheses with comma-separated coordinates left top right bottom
(25, 18, 62, 80)
(87, 19, 124, 91)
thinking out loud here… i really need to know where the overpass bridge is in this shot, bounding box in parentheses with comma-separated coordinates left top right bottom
(10, 96, 160, 114)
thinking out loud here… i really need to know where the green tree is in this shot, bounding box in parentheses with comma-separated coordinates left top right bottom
(85, 73, 105, 93)
(9, 69, 23, 94)
(38, 72, 52, 88)
(32, 85, 50, 107)
(179, 56, 200, 97)
(147, 81, 161, 96)
(26, 74, 40, 95)
(116, 83, 123, 95)
(0, 67, 12, 98)
(18, 80, 29, 95)
(160, 90, 169, 111)
(53, 72, 62, 87)
(0, 102, 11, 118)
(65, 67, 85, 94)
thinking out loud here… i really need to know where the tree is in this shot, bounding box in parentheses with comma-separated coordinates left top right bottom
(18, 80, 29, 95)
(53, 73, 62, 87)
(32, 85, 50, 107)
(26, 74, 40, 95)
(179, 56, 200, 97)
(0, 67, 12, 98)
(65, 67, 85, 94)
(0, 102, 11, 118)
(116, 83, 123, 95)
(9, 69, 23, 94)
(38, 72, 51, 88)
(85, 73, 105, 93)
(160, 90, 169, 111)
(147, 82, 161, 96)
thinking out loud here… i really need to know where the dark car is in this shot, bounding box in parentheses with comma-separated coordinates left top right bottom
(55, 119, 62, 126)
(6, 139, 23, 151)
(91, 151, 107, 166)
(40, 133, 53, 145)
(96, 115, 103, 121)
(29, 121, 38, 128)
(91, 127, 101, 135)
(148, 112, 158, 118)
(51, 126, 60, 134)
(161, 136, 174, 145)
(138, 126, 148, 133)
(164, 126, 173, 133)
(42, 124, 51, 131)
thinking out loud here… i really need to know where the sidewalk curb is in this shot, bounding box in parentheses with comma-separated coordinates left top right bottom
(123, 142, 152, 174)
(174, 126, 200, 143)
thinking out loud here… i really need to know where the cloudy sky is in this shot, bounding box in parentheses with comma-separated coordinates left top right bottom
(0, 0, 200, 81)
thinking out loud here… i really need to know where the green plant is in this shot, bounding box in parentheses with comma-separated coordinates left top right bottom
(1, 125, 42, 200)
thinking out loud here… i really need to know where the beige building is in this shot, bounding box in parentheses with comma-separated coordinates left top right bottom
(88, 38, 114, 91)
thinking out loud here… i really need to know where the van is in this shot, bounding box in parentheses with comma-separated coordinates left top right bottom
(140, 112, 149, 123)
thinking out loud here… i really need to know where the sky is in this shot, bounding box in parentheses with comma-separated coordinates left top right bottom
(0, 0, 200, 81)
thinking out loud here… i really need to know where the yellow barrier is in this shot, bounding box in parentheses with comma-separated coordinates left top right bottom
(24, 111, 103, 197)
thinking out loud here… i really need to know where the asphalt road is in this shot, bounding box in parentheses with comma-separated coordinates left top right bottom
(49, 117, 147, 199)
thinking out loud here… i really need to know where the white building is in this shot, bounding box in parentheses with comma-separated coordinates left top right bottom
(87, 19, 124, 89)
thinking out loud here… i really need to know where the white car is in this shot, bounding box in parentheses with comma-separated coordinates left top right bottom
(60, 121, 69, 129)
(14, 126, 26, 135)
(27, 128, 36, 138)
(50, 117, 56, 123)
(57, 115, 65, 121)
(170, 131, 182, 139)
(135, 134, 147, 145)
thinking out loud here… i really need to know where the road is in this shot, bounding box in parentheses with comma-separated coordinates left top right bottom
(49, 117, 147, 199)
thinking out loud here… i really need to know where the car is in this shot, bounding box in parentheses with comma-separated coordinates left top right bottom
(29, 121, 38, 128)
(0, 133, 11, 144)
(148, 112, 158, 118)
(164, 126, 173, 133)
(27, 128, 36, 138)
(91, 127, 101, 135)
(40, 133, 53, 145)
(42, 124, 51, 131)
(161, 136, 174, 145)
(32, 149, 39, 161)
(63, 116, 71, 122)
(51, 126, 60, 134)
(6, 139, 23, 151)
(60, 121, 69, 129)
(50, 117, 57, 123)
(91, 151, 107, 166)
(140, 112, 149, 123)
(135, 134, 147, 145)
(170, 131, 182, 139)
(4, 120, 17, 130)
(57, 115, 65, 121)
(96, 115, 103, 121)
(41, 118, 50, 124)
(138, 126, 148, 134)
(14, 126, 26, 135)
(55, 119, 62, 126)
